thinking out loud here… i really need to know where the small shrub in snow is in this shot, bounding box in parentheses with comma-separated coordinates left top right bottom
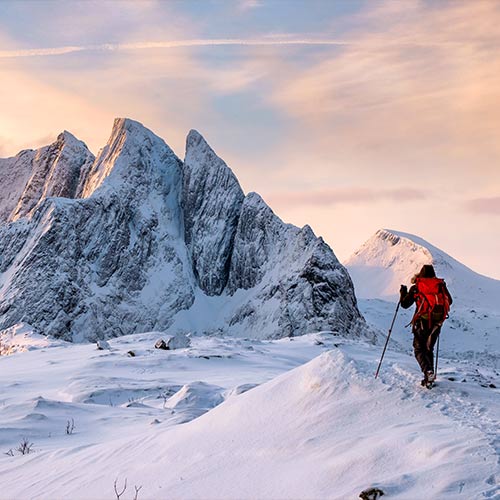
(133, 485, 143, 500)
(66, 418, 75, 435)
(16, 437, 34, 455)
(159, 391, 169, 408)
(4, 449, 14, 457)
(113, 478, 142, 500)
(114, 478, 127, 499)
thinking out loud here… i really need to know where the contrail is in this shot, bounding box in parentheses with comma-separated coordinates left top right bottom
(0, 38, 351, 58)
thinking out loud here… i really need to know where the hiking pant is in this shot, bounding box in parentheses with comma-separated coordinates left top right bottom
(412, 320, 441, 375)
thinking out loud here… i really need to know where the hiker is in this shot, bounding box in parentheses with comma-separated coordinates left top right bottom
(400, 264, 452, 387)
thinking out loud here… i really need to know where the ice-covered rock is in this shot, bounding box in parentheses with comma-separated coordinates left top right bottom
(0, 118, 366, 341)
(96, 339, 111, 350)
(166, 332, 191, 350)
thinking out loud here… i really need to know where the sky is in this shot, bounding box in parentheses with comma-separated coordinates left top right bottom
(1, 0, 499, 279)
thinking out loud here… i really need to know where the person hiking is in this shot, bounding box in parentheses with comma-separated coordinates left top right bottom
(400, 264, 452, 387)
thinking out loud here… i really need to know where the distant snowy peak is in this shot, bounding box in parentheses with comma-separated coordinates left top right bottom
(345, 228, 500, 310)
(0, 131, 94, 223)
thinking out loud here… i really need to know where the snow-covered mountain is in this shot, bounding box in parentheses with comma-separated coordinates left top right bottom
(345, 228, 500, 310)
(0, 118, 365, 341)
(345, 228, 500, 356)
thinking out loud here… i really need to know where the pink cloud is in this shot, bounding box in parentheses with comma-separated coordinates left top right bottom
(266, 187, 428, 207)
(464, 196, 500, 215)
(264, 0, 500, 181)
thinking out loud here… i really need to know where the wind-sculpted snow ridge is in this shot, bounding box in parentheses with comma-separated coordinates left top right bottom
(0, 118, 366, 341)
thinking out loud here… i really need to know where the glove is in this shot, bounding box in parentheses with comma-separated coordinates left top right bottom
(400, 285, 407, 297)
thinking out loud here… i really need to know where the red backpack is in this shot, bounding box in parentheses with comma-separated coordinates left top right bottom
(411, 277, 451, 328)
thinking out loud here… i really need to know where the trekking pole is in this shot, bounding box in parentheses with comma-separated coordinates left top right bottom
(375, 301, 400, 379)
(434, 334, 440, 376)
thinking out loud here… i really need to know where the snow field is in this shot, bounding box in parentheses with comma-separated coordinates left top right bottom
(0, 331, 498, 499)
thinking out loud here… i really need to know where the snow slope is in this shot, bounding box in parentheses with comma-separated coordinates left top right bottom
(0, 118, 364, 341)
(0, 332, 498, 499)
(345, 229, 500, 359)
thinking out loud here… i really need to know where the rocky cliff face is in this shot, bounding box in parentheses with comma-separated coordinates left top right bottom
(0, 119, 366, 341)
(183, 130, 244, 296)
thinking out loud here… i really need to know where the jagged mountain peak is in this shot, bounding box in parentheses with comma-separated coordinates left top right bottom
(56, 130, 87, 148)
(109, 117, 159, 142)
(0, 130, 94, 223)
(184, 129, 240, 181)
(245, 191, 272, 204)
(186, 128, 206, 148)
(183, 129, 245, 296)
(79, 118, 180, 199)
(244, 191, 270, 209)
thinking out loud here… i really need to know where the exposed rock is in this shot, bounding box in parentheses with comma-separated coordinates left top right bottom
(0, 150, 36, 223)
(359, 487, 385, 499)
(155, 339, 168, 350)
(2, 132, 94, 223)
(225, 193, 363, 338)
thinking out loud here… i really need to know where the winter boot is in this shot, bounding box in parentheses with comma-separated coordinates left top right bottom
(423, 370, 435, 388)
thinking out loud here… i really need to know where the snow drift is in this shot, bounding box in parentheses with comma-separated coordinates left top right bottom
(0, 343, 496, 500)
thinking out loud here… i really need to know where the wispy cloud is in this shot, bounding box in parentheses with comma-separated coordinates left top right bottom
(0, 38, 354, 58)
(266, 187, 428, 207)
(0, 34, 481, 59)
(264, 0, 500, 181)
(237, 0, 264, 12)
(464, 196, 500, 215)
